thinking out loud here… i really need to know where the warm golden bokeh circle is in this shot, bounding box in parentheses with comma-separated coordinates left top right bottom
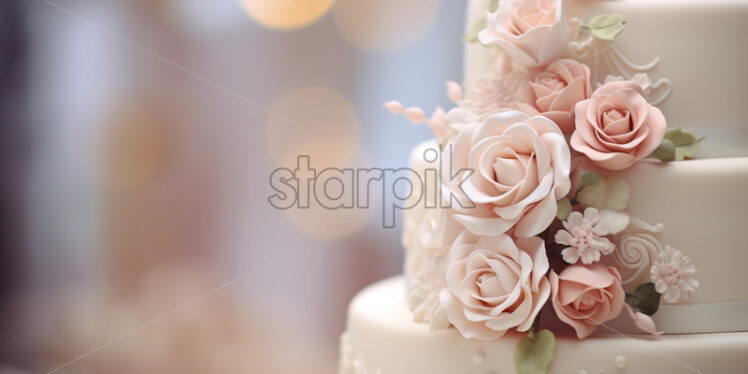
(333, 0, 440, 53)
(240, 0, 337, 30)
(265, 86, 360, 169)
(280, 142, 373, 240)
(266, 86, 368, 239)
(283, 201, 372, 240)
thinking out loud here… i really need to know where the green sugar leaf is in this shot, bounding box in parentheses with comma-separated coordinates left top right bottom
(578, 170, 600, 189)
(665, 127, 697, 146)
(515, 329, 556, 374)
(464, 18, 487, 43)
(625, 282, 662, 316)
(650, 138, 676, 162)
(664, 128, 706, 161)
(588, 14, 627, 41)
(556, 198, 572, 221)
(490, 0, 501, 12)
(674, 138, 705, 160)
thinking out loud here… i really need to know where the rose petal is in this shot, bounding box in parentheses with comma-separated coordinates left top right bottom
(624, 304, 663, 336)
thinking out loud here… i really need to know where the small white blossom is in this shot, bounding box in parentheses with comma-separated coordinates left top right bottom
(650, 246, 699, 303)
(555, 207, 616, 264)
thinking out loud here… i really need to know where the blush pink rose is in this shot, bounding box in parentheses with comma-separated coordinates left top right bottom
(550, 263, 626, 339)
(518, 59, 592, 134)
(478, 0, 569, 67)
(439, 233, 550, 340)
(441, 111, 571, 238)
(570, 80, 667, 171)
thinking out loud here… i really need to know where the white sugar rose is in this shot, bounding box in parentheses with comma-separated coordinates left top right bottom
(479, 0, 569, 67)
(408, 264, 450, 331)
(418, 206, 463, 259)
(406, 207, 462, 331)
(406, 205, 462, 330)
(441, 111, 571, 238)
(439, 233, 550, 340)
(403, 202, 458, 277)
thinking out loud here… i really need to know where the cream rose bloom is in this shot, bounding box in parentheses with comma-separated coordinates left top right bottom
(441, 111, 571, 238)
(479, 0, 569, 67)
(571, 80, 667, 171)
(550, 263, 625, 339)
(439, 233, 550, 340)
(406, 206, 463, 331)
(408, 264, 450, 331)
(519, 59, 592, 134)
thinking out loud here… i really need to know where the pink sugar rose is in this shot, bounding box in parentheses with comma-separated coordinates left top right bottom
(441, 111, 571, 238)
(479, 0, 569, 67)
(518, 59, 592, 134)
(550, 263, 625, 339)
(439, 233, 551, 340)
(570, 80, 667, 171)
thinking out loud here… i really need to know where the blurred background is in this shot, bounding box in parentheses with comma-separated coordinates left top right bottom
(0, 0, 465, 372)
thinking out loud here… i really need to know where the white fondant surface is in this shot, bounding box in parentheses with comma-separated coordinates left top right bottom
(465, 0, 748, 157)
(341, 277, 748, 374)
(612, 157, 748, 305)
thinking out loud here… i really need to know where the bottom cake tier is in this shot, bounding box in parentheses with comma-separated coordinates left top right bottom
(339, 277, 748, 374)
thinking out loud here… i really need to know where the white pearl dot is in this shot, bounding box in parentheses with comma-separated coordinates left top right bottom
(473, 351, 486, 364)
(579, 370, 589, 374)
(615, 355, 628, 370)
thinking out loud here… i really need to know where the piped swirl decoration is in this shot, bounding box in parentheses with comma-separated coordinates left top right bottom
(605, 219, 664, 289)
(567, 17, 672, 105)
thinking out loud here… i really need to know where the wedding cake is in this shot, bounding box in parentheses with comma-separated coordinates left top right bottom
(339, 0, 748, 373)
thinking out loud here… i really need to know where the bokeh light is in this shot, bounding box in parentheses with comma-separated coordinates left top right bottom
(265, 86, 370, 240)
(100, 104, 170, 192)
(281, 145, 374, 240)
(51, 267, 331, 373)
(240, 0, 337, 30)
(333, 0, 440, 53)
(5, 0, 459, 370)
(265, 86, 359, 169)
(173, 0, 247, 37)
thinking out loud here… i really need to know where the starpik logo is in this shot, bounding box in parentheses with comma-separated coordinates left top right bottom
(267, 145, 475, 227)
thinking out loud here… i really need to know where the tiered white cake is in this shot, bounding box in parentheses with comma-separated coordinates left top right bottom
(340, 0, 748, 373)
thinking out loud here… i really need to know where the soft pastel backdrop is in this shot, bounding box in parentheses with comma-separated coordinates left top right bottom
(0, 0, 466, 373)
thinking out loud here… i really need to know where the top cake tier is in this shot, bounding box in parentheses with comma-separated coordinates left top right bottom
(466, 0, 748, 156)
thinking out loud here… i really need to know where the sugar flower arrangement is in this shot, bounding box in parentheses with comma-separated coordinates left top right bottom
(387, 0, 702, 372)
